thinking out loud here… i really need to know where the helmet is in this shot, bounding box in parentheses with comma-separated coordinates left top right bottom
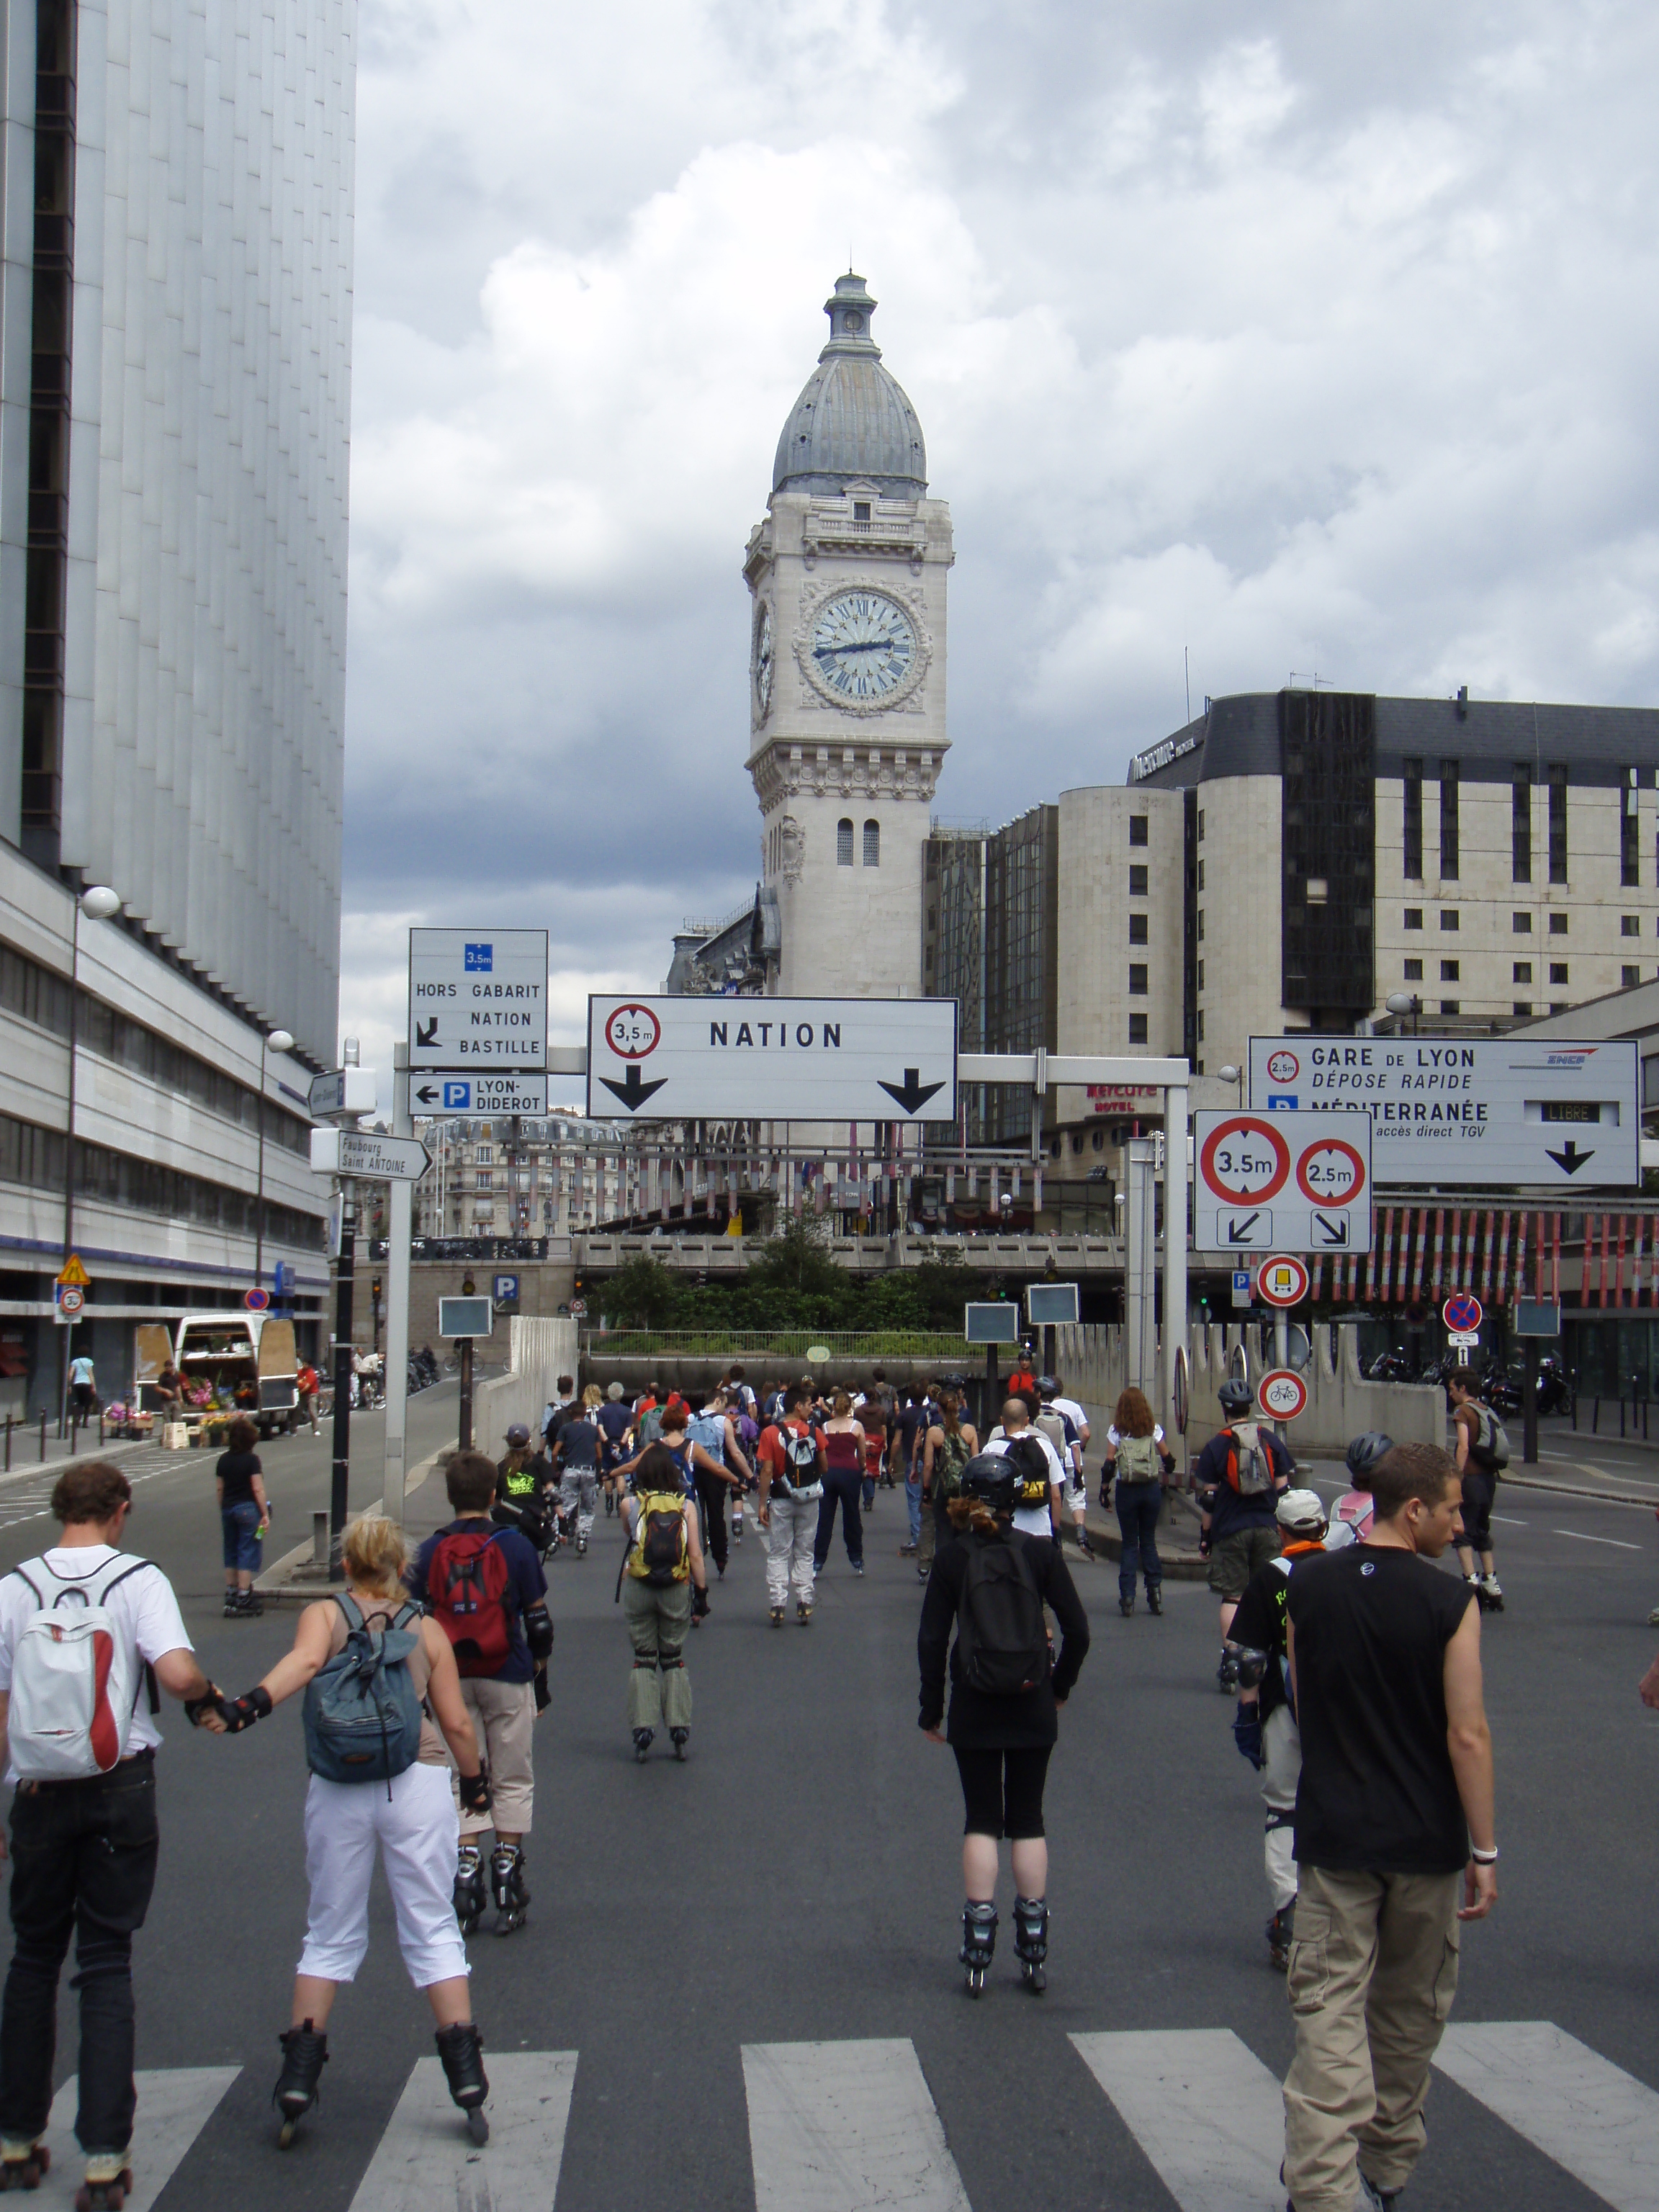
(1218, 1377, 1253, 1417)
(1344, 1431, 1394, 1482)
(958, 1452, 1017, 1514)
(1276, 1487, 1328, 1532)
(1037, 1376, 1058, 1399)
(505, 1423, 531, 1449)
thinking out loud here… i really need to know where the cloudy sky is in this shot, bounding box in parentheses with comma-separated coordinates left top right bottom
(338, 0, 1659, 1074)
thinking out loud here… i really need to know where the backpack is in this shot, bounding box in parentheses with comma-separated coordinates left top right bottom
(1468, 1403, 1511, 1473)
(1003, 1434, 1053, 1509)
(1115, 1433, 1160, 1485)
(1223, 1425, 1273, 1496)
(955, 1534, 1049, 1696)
(1035, 1408, 1069, 1462)
(5, 1554, 160, 1781)
(772, 1425, 822, 1496)
(624, 1492, 691, 1588)
(636, 1404, 664, 1447)
(426, 1527, 515, 1678)
(688, 1412, 725, 1462)
(302, 1595, 426, 1789)
(935, 1429, 972, 1500)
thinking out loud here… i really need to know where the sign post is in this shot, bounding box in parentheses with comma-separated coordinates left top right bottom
(383, 1046, 413, 1527)
(1254, 1255, 1310, 1439)
(328, 1188, 355, 1582)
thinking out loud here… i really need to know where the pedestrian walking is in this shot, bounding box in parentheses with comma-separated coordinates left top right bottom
(155, 1357, 186, 1425)
(756, 1385, 825, 1625)
(295, 1359, 321, 1436)
(813, 1393, 868, 1578)
(982, 1397, 1066, 1544)
(1195, 1377, 1294, 1691)
(893, 1385, 933, 1552)
(918, 1454, 1090, 1996)
(68, 1349, 96, 1422)
(1280, 1441, 1498, 2212)
(917, 1390, 978, 1578)
(209, 1514, 493, 2149)
(550, 1388, 602, 1556)
(854, 1372, 895, 1511)
(1105, 1388, 1167, 1616)
(1036, 1380, 1093, 1557)
(595, 1382, 633, 1518)
(616, 1442, 709, 1760)
(409, 1452, 554, 1940)
(688, 1391, 754, 1570)
(645, 1404, 739, 1588)
(1447, 1370, 1507, 1611)
(0, 1462, 219, 2205)
(216, 1415, 272, 1619)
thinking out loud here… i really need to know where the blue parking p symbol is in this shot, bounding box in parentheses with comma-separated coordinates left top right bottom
(443, 1080, 469, 1110)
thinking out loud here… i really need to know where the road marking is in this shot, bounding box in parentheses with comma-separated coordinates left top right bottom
(348, 2052, 577, 2211)
(45, 2067, 239, 2212)
(1553, 1528, 1641, 1550)
(742, 2038, 971, 2211)
(1490, 1514, 1529, 1526)
(1070, 2028, 1283, 2211)
(1435, 2022, 1659, 2211)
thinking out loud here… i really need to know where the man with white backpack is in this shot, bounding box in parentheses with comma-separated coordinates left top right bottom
(0, 1462, 217, 2205)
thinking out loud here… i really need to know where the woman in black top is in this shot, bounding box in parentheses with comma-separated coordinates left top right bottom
(918, 1453, 1089, 1995)
(216, 1415, 271, 1618)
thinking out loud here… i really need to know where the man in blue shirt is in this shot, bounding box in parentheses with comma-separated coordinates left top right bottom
(1195, 1377, 1293, 1693)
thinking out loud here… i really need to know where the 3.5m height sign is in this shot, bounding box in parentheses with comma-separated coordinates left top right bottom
(1195, 1109, 1373, 1254)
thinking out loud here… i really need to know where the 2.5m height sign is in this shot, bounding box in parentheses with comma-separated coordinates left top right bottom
(1195, 1109, 1373, 1254)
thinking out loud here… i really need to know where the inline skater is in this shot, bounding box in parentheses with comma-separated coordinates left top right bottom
(616, 1442, 709, 1759)
(729, 1394, 761, 1547)
(493, 1425, 556, 1557)
(688, 1390, 754, 1570)
(1194, 1378, 1293, 1691)
(756, 1385, 825, 1625)
(918, 1453, 1090, 1996)
(918, 1390, 979, 1578)
(1447, 1370, 1507, 1610)
(539, 1375, 580, 1456)
(983, 1397, 1066, 1545)
(812, 1392, 868, 1578)
(595, 1382, 633, 1519)
(410, 1452, 552, 1940)
(654, 1403, 740, 1588)
(550, 1388, 602, 1555)
(1324, 1431, 1394, 1550)
(1036, 1380, 1092, 1559)
(855, 1372, 895, 1511)
(893, 1385, 935, 1553)
(1226, 1488, 1330, 1970)
(1050, 1375, 1092, 1484)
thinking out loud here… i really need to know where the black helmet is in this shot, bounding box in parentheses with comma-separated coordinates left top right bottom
(959, 1452, 1017, 1514)
(1218, 1377, 1253, 1417)
(1344, 1431, 1394, 1482)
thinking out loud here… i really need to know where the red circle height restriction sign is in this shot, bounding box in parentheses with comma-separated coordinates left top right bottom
(604, 1004, 661, 1059)
(1199, 1117, 1292, 1206)
(1443, 1292, 1483, 1334)
(1295, 1135, 1367, 1207)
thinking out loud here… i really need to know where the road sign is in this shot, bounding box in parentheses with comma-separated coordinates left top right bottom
(493, 1274, 521, 1304)
(1448, 1328, 1479, 1348)
(1256, 1254, 1310, 1308)
(309, 1129, 431, 1181)
(1231, 1268, 1252, 1310)
(585, 995, 958, 1122)
(56, 1254, 90, 1289)
(1443, 1292, 1483, 1334)
(438, 1295, 493, 1339)
(1026, 1282, 1079, 1326)
(1172, 1344, 1190, 1435)
(1248, 1035, 1640, 1188)
(1257, 1368, 1308, 1421)
(308, 1069, 378, 1120)
(415, 1074, 549, 1117)
(964, 1303, 1021, 1344)
(410, 929, 548, 1072)
(56, 1286, 85, 1319)
(1195, 1110, 1372, 1254)
(1515, 1298, 1561, 1336)
(244, 1288, 271, 1313)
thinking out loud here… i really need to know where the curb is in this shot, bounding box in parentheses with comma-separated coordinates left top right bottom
(253, 1448, 446, 1606)
(1492, 1470, 1659, 1510)
(0, 1431, 155, 1492)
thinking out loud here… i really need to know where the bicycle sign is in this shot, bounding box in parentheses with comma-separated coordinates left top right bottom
(1195, 1107, 1372, 1255)
(1257, 1367, 1308, 1421)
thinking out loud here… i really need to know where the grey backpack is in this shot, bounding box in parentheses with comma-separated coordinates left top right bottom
(302, 1596, 426, 1792)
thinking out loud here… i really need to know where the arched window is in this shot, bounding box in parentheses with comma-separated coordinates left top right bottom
(837, 818, 853, 866)
(863, 817, 880, 867)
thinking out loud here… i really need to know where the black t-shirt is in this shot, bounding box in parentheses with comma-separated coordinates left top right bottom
(1288, 1545, 1475, 1875)
(1195, 1425, 1293, 1539)
(1230, 1543, 1326, 1724)
(595, 1402, 632, 1464)
(896, 1403, 930, 1470)
(216, 1449, 261, 1509)
(557, 1416, 598, 1471)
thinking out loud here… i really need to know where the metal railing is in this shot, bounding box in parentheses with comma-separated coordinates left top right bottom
(582, 1328, 971, 1361)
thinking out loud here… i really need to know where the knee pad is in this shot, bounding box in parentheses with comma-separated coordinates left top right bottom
(660, 1657, 685, 1673)
(1264, 1805, 1296, 1833)
(631, 1653, 660, 1671)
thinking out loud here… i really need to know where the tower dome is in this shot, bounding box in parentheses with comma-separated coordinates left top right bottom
(771, 273, 927, 500)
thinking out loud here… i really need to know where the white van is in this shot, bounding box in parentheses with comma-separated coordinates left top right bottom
(135, 1314, 300, 1438)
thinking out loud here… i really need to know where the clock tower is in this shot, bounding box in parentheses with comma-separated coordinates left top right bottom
(745, 274, 953, 997)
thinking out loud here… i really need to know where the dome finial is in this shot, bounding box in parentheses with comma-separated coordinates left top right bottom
(822, 271, 879, 358)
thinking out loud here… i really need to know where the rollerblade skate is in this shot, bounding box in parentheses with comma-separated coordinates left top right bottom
(434, 2021, 490, 2146)
(0, 2137, 50, 2191)
(1014, 1894, 1048, 1995)
(273, 2019, 329, 2148)
(1267, 1904, 1295, 1972)
(1480, 1573, 1503, 1612)
(490, 1843, 529, 1936)
(576, 1528, 588, 1557)
(73, 2152, 132, 2211)
(1119, 1594, 1136, 1617)
(960, 1901, 997, 1997)
(1146, 1583, 1164, 1616)
(769, 1606, 784, 1627)
(454, 1843, 487, 1936)
(222, 1589, 242, 1618)
(670, 1726, 689, 1761)
(796, 1599, 812, 1627)
(633, 1727, 655, 1761)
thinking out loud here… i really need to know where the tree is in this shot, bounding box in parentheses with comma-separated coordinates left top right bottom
(600, 1255, 685, 1329)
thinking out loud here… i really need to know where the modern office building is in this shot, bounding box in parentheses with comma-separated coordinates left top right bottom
(0, 1, 352, 1416)
(924, 806, 1058, 1141)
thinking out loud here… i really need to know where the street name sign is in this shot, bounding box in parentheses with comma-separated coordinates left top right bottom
(964, 1303, 1021, 1344)
(1257, 1368, 1308, 1421)
(413, 1074, 549, 1117)
(1195, 1109, 1373, 1254)
(585, 995, 958, 1121)
(1249, 1035, 1640, 1188)
(308, 1069, 377, 1121)
(1256, 1255, 1310, 1308)
(310, 1128, 431, 1181)
(1026, 1282, 1080, 1326)
(438, 1296, 493, 1339)
(410, 930, 548, 1072)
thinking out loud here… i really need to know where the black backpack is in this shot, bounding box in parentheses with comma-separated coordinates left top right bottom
(1004, 1434, 1053, 1509)
(955, 1535, 1048, 1696)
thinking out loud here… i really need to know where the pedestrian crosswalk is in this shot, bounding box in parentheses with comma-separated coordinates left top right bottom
(34, 2022, 1659, 2209)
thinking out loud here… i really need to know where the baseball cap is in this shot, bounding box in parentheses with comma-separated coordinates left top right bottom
(1276, 1487, 1327, 1529)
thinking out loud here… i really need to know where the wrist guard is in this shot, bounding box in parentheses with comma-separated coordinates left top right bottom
(184, 1683, 222, 1729)
(691, 1584, 710, 1619)
(222, 1685, 272, 1733)
(524, 1604, 554, 1663)
(459, 1766, 491, 1814)
(1231, 1709, 1265, 1770)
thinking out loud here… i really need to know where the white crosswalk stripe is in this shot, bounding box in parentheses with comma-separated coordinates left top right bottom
(346, 2051, 577, 2212)
(43, 2066, 239, 2212)
(1071, 2029, 1284, 2212)
(741, 2038, 972, 2212)
(1434, 2021, 1659, 2212)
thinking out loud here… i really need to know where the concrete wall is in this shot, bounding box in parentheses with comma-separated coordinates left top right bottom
(473, 1316, 580, 1457)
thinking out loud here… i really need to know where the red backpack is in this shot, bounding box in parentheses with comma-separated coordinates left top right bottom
(426, 1528, 514, 1677)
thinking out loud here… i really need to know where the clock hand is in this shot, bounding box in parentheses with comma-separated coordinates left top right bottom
(814, 639, 903, 657)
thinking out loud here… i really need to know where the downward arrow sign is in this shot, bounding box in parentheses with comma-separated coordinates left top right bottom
(877, 1067, 946, 1115)
(415, 1017, 439, 1049)
(599, 1064, 668, 1114)
(1545, 1138, 1596, 1176)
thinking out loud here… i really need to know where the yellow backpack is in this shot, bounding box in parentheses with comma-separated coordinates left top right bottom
(625, 1492, 690, 1587)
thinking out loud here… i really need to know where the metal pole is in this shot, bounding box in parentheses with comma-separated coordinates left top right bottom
(1274, 1308, 1289, 1444)
(459, 1337, 474, 1452)
(1161, 1082, 1190, 1437)
(253, 1036, 268, 1288)
(58, 902, 79, 1438)
(1522, 1334, 1538, 1465)
(329, 1183, 356, 1581)
(384, 1046, 413, 1524)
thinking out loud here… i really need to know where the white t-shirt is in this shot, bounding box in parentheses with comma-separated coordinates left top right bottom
(1053, 1396, 1089, 1443)
(984, 1428, 1065, 1538)
(1107, 1423, 1166, 1449)
(0, 1546, 192, 1777)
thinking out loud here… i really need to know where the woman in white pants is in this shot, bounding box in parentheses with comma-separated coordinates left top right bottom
(210, 1515, 494, 2146)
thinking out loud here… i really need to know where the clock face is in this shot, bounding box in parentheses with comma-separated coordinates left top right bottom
(809, 591, 916, 703)
(754, 603, 773, 717)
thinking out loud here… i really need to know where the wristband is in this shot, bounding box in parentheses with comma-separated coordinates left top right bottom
(184, 1683, 222, 1729)
(459, 1766, 492, 1815)
(1471, 1846, 1498, 1864)
(222, 1684, 272, 1733)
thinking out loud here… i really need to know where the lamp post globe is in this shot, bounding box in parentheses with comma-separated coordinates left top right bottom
(1385, 994, 1414, 1015)
(1218, 1064, 1240, 1084)
(267, 1028, 295, 1056)
(79, 885, 121, 922)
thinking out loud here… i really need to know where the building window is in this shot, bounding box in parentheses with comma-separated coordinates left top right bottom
(1438, 758, 1459, 878)
(1550, 1001, 1567, 1014)
(1624, 965, 1640, 988)
(1622, 768, 1640, 887)
(1197, 859, 1205, 890)
(1440, 910, 1459, 931)
(1197, 810, 1205, 841)
(1403, 758, 1423, 880)
(1512, 912, 1532, 933)
(1129, 815, 1148, 846)
(1550, 962, 1568, 985)
(1549, 912, 1568, 935)
(863, 818, 879, 867)
(1128, 964, 1148, 996)
(1403, 908, 1422, 930)
(475, 1171, 493, 1190)
(1196, 909, 1205, 941)
(1440, 960, 1460, 982)
(1514, 961, 1532, 984)
(853, 498, 871, 522)
(837, 818, 853, 866)
(1128, 913, 1148, 945)
(1514, 1002, 1532, 1016)
(1624, 914, 1641, 937)
(1128, 1013, 1148, 1043)
(1091, 1127, 1105, 1151)
(1197, 959, 1205, 990)
(1439, 1000, 1460, 1015)
(1403, 958, 1423, 981)
(475, 1146, 493, 1164)
(1129, 864, 1148, 896)
(1547, 763, 1568, 881)
(1511, 763, 1532, 882)
(1197, 1011, 1205, 1040)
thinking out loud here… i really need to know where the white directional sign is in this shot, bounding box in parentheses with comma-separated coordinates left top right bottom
(310, 1128, 431, 1181)
(409, 930, 548, 1071)
(1195, 1108, 1373, 1254)
(1249, 1035, 1640, 1189)
(412, 1074, 549, 1118)
(308, 1069, 377, 1120)
(585, 996, 958, 1122)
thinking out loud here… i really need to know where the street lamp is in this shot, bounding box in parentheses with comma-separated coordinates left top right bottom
(58, 885, 121, 1436)
(1218, 1064, 1244, 1102)
(253, 1028, 295, 1289)
(1385, 992, 1422, 1038)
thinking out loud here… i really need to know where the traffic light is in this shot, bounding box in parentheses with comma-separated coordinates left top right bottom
(372, 1275, 383, 1304)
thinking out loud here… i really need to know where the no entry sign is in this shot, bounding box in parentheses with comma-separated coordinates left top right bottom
(1257, 1368, 1308, 1421)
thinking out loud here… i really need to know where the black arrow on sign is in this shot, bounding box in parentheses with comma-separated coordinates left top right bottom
(1314, 1212, 1350, 1246)
(1545, 1139, 1596, 1176)
(416, 1017, 439, 1049)
(415, 1084, 441, 1106)
(599, 1064, 668, 1114)
(1227, 1212, 1261, 1244)
(877, 1068, 946, 1115)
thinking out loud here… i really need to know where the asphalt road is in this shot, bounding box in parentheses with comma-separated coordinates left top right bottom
(0, 1393, 1655, 2210)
